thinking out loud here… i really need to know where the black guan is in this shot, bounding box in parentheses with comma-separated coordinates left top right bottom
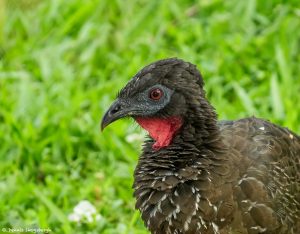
(101, 58, 300, 234)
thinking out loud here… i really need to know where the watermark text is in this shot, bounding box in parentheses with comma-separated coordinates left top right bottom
(1, 227, 52, 233)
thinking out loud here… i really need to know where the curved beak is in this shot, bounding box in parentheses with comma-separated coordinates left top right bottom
(101, 99, 129, 131)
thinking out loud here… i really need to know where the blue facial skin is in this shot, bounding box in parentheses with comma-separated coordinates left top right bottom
(101, 84, 174, 130)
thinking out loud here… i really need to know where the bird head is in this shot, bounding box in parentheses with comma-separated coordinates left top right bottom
(101, 58, 209, 150)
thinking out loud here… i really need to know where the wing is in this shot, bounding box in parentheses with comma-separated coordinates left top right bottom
(218, 117, 300, 233)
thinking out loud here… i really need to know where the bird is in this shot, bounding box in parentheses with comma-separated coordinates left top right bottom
(101, 58, 300, 234)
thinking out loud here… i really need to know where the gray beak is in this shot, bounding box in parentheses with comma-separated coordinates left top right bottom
(101, 99, 129, 131)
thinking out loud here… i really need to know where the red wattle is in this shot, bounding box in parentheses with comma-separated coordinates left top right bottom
(135, 116, 183, 150)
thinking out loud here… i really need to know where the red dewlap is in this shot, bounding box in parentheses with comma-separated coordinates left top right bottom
(135, 116, 183, 150)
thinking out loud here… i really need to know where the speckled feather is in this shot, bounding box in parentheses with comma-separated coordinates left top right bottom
(114, 58, 300, 234)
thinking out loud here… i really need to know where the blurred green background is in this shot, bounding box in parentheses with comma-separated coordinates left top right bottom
(0, 0, 299, 233)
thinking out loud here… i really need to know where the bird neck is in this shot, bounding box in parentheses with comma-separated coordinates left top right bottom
(137, 100, 225, 167)
(135, 100, 223, 153)
(180, 101, 223, 151)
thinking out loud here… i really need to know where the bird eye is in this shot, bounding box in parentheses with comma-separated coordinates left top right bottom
(149, 88, 163, 101)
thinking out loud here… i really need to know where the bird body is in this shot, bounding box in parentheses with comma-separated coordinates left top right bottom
(101, 58, 300, 234)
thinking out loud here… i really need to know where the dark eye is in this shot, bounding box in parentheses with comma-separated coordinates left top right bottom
(149, 88, 163, 100)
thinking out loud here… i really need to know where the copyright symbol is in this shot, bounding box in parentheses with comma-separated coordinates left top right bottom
(2, 228, 6, 232)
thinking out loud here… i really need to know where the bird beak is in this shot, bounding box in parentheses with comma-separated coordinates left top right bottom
(101, 99, 129, 131)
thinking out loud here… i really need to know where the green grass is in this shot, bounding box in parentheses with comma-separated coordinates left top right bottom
(0, 0, 299, 233)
